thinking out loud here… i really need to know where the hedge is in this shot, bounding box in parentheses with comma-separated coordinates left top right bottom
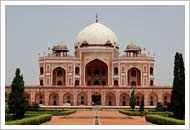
(6, 114, 39, 121)
(119, 109, 146, 116)
(26, 109, 76, 116)
(147, 112, 173, 117)
(6, 114, 52, 125)
(145, 115, 185, 125)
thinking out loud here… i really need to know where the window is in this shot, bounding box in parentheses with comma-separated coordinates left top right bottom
(150, 80, 153, 86)
(114, 67, 118, 75)
(150, 67, 153, 75)
(131, 70, 136, 77)
(57, 70, 63, 77)
(40, 80, 43, 86)
(75, 80, 79, 86)
(75, 67, 80, 75)
(114, 80, 118, 86)
(94, 69, 99, 75)
(40, 67, 44, 75)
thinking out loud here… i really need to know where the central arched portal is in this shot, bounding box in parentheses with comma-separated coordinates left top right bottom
(85, 59, 108, 86)
(92, 93, 101, 105)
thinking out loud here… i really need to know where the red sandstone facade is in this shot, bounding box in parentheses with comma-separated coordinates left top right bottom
(5, 19, 172, 108)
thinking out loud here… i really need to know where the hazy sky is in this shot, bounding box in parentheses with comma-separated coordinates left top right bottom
(5, 5, 185, 86)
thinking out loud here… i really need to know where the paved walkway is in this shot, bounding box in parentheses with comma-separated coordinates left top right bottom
(42, 111, 152, 125)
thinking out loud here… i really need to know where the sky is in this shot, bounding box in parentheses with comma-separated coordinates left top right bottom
(5, 5, 185, 86)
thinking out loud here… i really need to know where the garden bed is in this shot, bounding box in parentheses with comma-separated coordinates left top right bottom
(6, 114, 52, 125)
(145, 114, 185, 125)
(119, 109, 146, 116)
(26, 109, 76, 116)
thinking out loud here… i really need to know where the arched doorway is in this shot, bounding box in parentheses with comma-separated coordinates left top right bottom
(128, 67, 141, 86)
(52, 67, 66, 86)
(77, 93, 87, 105)
(91, 93, 101, 105)
(119, 93, 130, 106)
(149, 93, 158, 106)
(25, 92, 31, 104)
(63, 92, 73, 105)
(105, 93, 116, 106)
(135, 92, 143, 106)
(163, 93, 171, 106)
(85, 59, 108, 86)
(35, 92, 45, 105)
(49, 93, 59, 106)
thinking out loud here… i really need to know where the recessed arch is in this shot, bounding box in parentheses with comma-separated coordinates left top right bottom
(163, 92, 171, 105)
(25, 92, 31, 104)
(63, 92, 74, 105)
(75, 67, 80, 75)
(114, 67, 118, 75)
(150, 80, 154, 86)
(128, 67, 141, 86)
(114, 80, 118, 86)
(49, 92, 59, 106)
(119, 93, 130, 106)
(77, 92, 88, 105)
(85, 59, 108, 86)
(150, 67, 153, 75)
(52, 67, 66, 86)
(135, 92, 143, 106)
(40, 67, 44, 75)
(35, 92, 45, 105)
(105, 92, 116, 106)
(75, 80, 80, 86)
(148, 93, 158, 106)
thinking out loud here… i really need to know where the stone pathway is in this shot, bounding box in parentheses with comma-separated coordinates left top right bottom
(42, 111, 152, 125)
(42, 111, 94, 125)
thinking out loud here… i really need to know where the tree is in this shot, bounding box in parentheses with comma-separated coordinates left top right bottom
(130, 90, 136, 110)
(139, 95, 144, 112)
(8, 68, 26, 119)
(171, 52, 185, 119)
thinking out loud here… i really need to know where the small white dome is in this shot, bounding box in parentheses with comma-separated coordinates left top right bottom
(75, 23, 119, 47)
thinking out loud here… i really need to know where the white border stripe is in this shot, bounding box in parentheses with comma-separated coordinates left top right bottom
(1, 1, 189, 5)
(1, 2, 6, 128)
(185, 2, 189, 127)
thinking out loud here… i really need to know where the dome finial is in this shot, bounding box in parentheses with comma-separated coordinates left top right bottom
(96, 13, 98, 23)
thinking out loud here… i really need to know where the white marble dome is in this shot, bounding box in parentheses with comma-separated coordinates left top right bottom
(75, 22, 119, 47)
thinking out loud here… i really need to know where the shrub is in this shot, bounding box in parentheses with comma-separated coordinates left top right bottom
(26, 109, 76, 116)
(5, 105, 10, 114)
(26, 103, 40, 111)
(5, 114, 14, 121)
(147, 112, 173, 117)
(6, 114, 52, 125)
(139, 95, 144, 112)
(130, 90, 136, 110)
(8, 68, 26, 119)
(145, 115, 185, 125)
(155, 102, 163, 111)
(5, 114, 39, 121)
(119, 109, 146, 116)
